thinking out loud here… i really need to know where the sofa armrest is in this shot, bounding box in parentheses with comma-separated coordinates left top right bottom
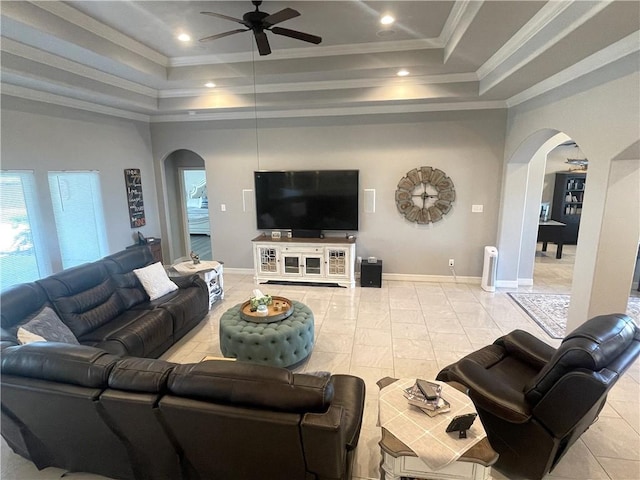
(171, 274, 204, 290)
(496, 330, 556, 369)
(301, 374, 365, 479)
(301, 405, 346, 479)
(453, 358, 532, 423)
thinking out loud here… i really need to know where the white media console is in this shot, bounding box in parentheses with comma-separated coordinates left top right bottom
(252, 234, 356, 288)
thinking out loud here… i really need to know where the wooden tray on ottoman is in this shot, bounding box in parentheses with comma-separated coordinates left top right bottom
(239, 296, 294, 324)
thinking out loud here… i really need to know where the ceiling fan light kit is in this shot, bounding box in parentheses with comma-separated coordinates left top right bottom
(199, 1, 322, 56)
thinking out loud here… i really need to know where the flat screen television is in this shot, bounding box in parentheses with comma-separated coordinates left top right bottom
(254, 170, 359, 231)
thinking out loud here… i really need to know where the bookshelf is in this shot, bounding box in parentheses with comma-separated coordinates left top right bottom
(551, 172, 586, 244)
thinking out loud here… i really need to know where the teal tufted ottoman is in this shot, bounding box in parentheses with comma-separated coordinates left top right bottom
(219, 300, 314, 368)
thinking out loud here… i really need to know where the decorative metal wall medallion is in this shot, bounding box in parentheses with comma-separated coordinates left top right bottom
(395, 166, 455, 224)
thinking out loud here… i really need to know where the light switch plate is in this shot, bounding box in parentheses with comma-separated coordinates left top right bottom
(472, 204, 484, 213)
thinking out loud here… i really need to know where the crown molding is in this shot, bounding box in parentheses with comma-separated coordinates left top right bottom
(150, 100, 506, 123)
(506, 32, 640, 107)
(1, 84, 151, 122)
(158, 73, 479, 98)
(477, 0, 574, 80)
(169, 38, 442, 67)
(444, 0, 484, 64)
(35, 1, 168, 67)
(479, 0, 611, 95)
(439, 0, 470, 47)
(1, 38, 158, 98)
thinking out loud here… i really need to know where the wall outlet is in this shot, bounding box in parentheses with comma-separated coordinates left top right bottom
(449, 259, 455, 267)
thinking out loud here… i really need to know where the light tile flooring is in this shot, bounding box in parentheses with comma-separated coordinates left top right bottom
(2, 245, 639, 480)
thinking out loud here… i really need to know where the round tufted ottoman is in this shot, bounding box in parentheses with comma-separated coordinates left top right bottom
(219, 300, 314, 368)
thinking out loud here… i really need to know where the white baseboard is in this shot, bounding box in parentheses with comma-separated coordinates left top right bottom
(223, 268, 480, 285)
(222, 267, 254, 275)
(518, 278, 534, 286)
(495, 279, 519, 288)
(382, 273, 481, 284)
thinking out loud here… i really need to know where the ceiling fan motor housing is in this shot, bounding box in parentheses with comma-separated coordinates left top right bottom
(244, 10, 269, 29)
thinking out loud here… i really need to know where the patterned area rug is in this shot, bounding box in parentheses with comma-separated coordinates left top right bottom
(507, 293, 640, 339)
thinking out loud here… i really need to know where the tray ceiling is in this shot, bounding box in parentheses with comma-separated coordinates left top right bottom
(1, 1, 638, 122)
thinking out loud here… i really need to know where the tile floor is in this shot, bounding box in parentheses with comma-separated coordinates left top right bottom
(2, 245, 639, 480)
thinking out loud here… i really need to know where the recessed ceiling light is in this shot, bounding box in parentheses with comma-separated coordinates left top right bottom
(177, 33, 191, 42)
(380, 15, 395, 25)
(397, 69, 409, 77)
(205, 82, 216, 88)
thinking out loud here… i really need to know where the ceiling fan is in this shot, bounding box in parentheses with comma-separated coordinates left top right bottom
(199, 1, 322, 56)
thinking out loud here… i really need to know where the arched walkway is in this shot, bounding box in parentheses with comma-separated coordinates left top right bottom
(159, 149, 210, 263)
(497, 130, 639, 333)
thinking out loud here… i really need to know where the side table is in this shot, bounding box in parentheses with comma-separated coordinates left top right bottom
(170, 260, 224, 309)
(377, 377, 497, 480)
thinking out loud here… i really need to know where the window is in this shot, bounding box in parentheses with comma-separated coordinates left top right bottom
(48, 171, 108, 268)
(0, 171, 46, 290)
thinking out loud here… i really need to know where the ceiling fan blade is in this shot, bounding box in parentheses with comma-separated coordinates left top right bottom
(201, 11, 249, 27)
(254, 30, 271, 56)
(199, 29, 247, 42)
(271, 27, 322, 44)
(263, 8, 300, 27)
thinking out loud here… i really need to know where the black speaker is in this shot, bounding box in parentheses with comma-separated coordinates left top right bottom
(361, 260, 382, 288)
(291, 229, 322, 238)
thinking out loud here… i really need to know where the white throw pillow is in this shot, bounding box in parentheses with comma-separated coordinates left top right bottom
(133, 262, 179, 301)
(17, 306, 79, 345)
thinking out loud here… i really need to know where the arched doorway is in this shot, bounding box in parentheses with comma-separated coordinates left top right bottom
(497, 130, 639, 332)
(162, 149, 212, 263)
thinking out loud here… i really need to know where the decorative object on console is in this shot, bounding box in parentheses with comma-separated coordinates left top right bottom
(190, 250, 200, 264)
(395, 166, 455, 224)
(249, 289, 273, 311)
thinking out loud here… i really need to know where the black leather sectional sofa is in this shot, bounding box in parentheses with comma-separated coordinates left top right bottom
(1, 343, 365, 480)
(0, 246, 367, 479)
(0, 245, 209, 357)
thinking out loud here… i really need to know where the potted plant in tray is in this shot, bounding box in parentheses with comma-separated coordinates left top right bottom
(249, 289, 273, 316)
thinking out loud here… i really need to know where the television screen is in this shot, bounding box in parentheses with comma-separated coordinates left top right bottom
(254, 170, 359, 231)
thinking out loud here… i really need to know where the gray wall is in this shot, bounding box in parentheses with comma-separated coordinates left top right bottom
(1, 98, 159, 272)
(501, 55, 639, 328)
(151, 110, 507, 276)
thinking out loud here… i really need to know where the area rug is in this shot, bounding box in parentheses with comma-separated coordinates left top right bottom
(507, 293, 640, 339)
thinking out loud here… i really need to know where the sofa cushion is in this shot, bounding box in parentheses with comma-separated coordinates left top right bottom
(78, 309, 174, 358)
(102, 246, 154, 309)
(108, 357, 176, 392)
(525, 314, 638, 404)
(133, 262, 178, 301)
(168, 360, 334, 413)
(17, 306, 79, 345)
(37, 262, 125, 338)
(1, 343, 119, 388)
(0, 282, 51, 330)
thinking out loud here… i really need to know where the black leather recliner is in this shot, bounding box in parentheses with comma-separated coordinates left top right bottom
(436, 313, 640, 480)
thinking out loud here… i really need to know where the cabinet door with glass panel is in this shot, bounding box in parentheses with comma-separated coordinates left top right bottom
(325, 248, 350, 279)
(255, 246, 280, 275)
(281, 253, 324, 277)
